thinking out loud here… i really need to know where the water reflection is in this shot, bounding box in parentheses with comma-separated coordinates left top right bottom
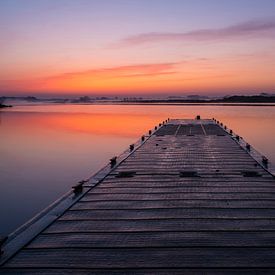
(0, 104, 275, 235)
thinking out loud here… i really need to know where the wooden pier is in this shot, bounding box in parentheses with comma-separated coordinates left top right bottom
(1, 118, 275, 273)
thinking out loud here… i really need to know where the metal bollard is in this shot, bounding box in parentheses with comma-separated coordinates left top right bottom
(110, 156, 117, 168)
(129, 144, 134, 151)
(72, 180, 88, 194)
(262, 156, 268, 167)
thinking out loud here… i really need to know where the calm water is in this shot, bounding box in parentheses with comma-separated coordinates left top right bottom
(1, 104, 275, 235)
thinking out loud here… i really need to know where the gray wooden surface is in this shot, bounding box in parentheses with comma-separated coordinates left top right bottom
(1, 118, 275, 274)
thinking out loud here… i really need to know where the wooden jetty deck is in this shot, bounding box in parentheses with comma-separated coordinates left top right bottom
(1, 118, 275, 273)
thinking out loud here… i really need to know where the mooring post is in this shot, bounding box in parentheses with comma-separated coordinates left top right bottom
(0, 237, 8, 256)
(72, 179, 88, 194)
(110, 156, 117, 168)
(262, 156, 269, 167)
(129, 144, 134, 152)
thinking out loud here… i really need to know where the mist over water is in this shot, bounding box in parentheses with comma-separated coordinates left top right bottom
(1, 104, 275, 235)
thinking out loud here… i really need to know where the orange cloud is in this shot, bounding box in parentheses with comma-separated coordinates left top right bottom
(28, 62, 181, 92)
(0, 62, 181, 93)
(43, 62, 179, 80)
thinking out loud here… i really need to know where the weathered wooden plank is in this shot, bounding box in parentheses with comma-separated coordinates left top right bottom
(121, 149, 255, 154)
(44, 219, 275, 233)
(112, 168, 266, 174)
(2, 268, 275, 274)
(72, 199, 275, 210)
(101, 180, 274, 185)
(119, 163, 264, 169)
(123, 154, 256, 157)
(117, 158, 261, 163)
(5, 248, 275, 268)
(61, 208, 275, 220)
(28, 231, 275, 248)
(98, 183, 275, 189)
(100, 177, 275, 186)
(114, 162, 261, 166)
(115, 163, 260, 167)
(81, 192, 275, 201)
(90, 187, 275, 194)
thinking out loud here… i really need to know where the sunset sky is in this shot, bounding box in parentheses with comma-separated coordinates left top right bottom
(1, 0, 275, 97)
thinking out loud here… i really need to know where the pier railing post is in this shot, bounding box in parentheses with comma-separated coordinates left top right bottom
(0, 237, 8, 256)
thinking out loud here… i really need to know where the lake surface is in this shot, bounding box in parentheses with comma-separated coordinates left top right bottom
(1, 104, 275, 235)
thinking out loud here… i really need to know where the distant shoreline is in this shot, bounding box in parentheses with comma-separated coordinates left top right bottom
(2, 94, 275, 107)
(66, 102, 275, 107)
(91, 101, 275, 107)
(0, 104, 12, 109)
(5, 102, 275, 107)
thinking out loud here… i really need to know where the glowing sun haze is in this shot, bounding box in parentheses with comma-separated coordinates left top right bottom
(1, 0, 275, 96)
